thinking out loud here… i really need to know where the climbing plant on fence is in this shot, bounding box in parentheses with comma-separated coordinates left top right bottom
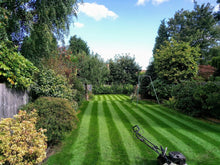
(0, 42, 38, 89)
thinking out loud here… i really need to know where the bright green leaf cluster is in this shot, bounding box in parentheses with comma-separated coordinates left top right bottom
(0, 42, 39, 89)
(0, 110, 47, 165)
(154, 39, 200, 83)
(31, 68, 76, 101)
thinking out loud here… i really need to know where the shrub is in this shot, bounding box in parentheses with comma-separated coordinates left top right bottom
(0, 42, 39, 89)
(0, 110, 47, 165)
(21, 97, 78, 145)
(171, 81, 220, 118)
(31, 68, 76, 101)
(193, 82, 220, 118)
(93, 84, 134, 95)
(171, 81, 200, 116)
(147, 79, 172, 100)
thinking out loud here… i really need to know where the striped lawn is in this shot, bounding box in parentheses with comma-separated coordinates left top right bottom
(46, 94, 220, 165)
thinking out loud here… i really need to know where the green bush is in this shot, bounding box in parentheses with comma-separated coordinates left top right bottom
(21, 97, 78, 145)
(171, 81, 220, 118)
(171, 81, 200, 116)
(70, 76, 85, 105)
(193, 82, 220, 118)
(147, 79, 172, 100)
(0, 42, 39, 89)
(93, 84, 134, 95)
(31, 68, 76, 101)
(0, 110, 47, 165)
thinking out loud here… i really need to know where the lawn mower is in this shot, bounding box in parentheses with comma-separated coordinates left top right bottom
(132, 125, 187, 165)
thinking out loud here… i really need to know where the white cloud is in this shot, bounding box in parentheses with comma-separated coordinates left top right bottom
(78, 3, 118, 21)
(152, 0, 170, 5)
(136, 0, 169, 6)
(74, 22, 84, 28)
(136, 0, 150, 6)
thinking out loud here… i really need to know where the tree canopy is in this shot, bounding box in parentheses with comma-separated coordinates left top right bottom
(167, 2, 218, 62)
(109, 55, 141, 85)
(154, 39, 200, 83)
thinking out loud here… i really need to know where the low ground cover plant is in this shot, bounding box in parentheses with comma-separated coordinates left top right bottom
(21, 97, 78, 145)
(0, 110, 47, 165)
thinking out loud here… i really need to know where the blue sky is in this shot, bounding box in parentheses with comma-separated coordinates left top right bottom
(65, 0, 218, 69)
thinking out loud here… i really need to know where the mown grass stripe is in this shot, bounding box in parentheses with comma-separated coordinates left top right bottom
(141, 104, 220, 145)
(134, 104, 218, 160)
(155, 104, 220, 135)
(98, 95, 104, 101)
(111, 95, 123, 101)
(144, 104, 220, 144)
(105, 94, 113, 101)
(82, 101, 100, 165)
(103, 101, 130, 164)
(119, 101, 178, 152)
(45, 101, 90, 165)
(107, 101, 142, 164)
(137, 104, 220, 162)
(111, 101, 158, 163)
(70, 101, 94, 165)
(98, 101, 114, 164)
(112, 99, 160, 145)
(117, 94, 130, 101)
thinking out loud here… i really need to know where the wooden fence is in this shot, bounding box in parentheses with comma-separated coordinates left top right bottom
(0, 83, 28, 119)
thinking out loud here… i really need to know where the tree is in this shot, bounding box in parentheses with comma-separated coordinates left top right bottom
(21, 24, 58, 65)
(167, 2, 218, 62)
(153, 19, 169, 55)
(1, 0, 81, 45)
(77, 53, 109, 86)
(109, 54, 141, 85)
(69, 35, 90, 55)
(154, 39, 200, 83)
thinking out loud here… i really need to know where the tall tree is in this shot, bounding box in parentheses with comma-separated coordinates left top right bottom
(68, 35, 90, 55)
(167, 2, 218, 62)
(1, 0, 81, 45)
(153, 19, 169, 55)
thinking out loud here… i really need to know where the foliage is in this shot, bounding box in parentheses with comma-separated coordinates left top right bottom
(139, 62, 158, 99)
(108, 54, 141, 85)
(69, 35, 90, 55)
(0, 110, 47, 165)
(69, 76, 85, 105)
(0, 42, 39, 89)
(21, 97, 78, 145)
(153, 19, 169, 55)
(77, 53, 109, 86)
(31, 68, 76, 101)
(193, 82, 220, 118)
(171, 81, 220, 118)
(0, 7, 8, 42)
(93, 84, 134, 95)
(171, 81, 200, 116)
(1, 0, 81, 45)
(198, 65, 216, 80)
(154, 39, 200, 83)
(42, 46, 78, 79)
(146, 79, 172, 100)
(21, 24, 58, 65)
(211, 56, 220, 76)
(167, 2, 218, 62)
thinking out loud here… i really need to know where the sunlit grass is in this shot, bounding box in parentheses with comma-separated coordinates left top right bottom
(45, 95, 220, 165)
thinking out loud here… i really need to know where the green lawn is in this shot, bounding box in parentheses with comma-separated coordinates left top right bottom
(45, 94, 220, 165)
